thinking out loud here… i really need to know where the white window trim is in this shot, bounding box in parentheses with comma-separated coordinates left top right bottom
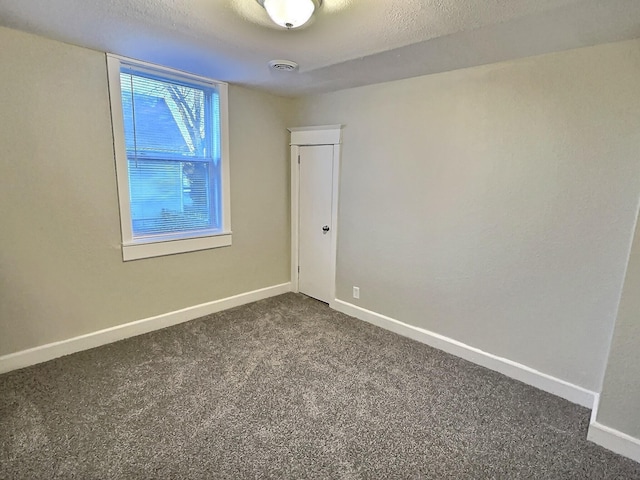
(106, 54, 232, 261)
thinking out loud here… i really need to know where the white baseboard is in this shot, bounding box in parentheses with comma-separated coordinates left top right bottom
(331, 299, 596, 408)
(588, 422, 640, 463)
(0, 282, 291, 374)
(587, 394, 640, 463)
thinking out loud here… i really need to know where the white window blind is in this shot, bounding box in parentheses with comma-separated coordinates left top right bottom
(119, 66, 222, 239)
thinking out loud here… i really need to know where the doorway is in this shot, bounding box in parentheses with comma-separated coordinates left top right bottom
(289, 125, 343, 305)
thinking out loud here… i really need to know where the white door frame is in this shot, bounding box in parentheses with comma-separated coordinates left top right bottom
(289, 125, 343, 304)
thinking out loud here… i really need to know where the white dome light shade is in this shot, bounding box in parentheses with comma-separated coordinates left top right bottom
(262, 0, 316, 29)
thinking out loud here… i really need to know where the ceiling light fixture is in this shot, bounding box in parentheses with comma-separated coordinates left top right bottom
(268, 59, 299, 72)
(257, 0, 322, 29)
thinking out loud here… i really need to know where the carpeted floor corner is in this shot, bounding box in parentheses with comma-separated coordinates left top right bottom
(2, 293, 639, 479)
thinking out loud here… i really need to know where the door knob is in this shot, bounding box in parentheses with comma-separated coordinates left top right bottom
(322, 225, 330, 233)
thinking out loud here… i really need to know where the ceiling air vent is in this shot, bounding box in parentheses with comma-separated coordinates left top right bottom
(268, 60, 299, 72)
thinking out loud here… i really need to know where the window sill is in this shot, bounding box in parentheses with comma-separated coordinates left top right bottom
(122, 232, 232, 261)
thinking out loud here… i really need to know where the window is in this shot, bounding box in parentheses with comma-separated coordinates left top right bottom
(107, 55, 231, 261)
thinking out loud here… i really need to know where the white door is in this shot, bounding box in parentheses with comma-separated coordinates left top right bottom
(298, 145, 334, 303)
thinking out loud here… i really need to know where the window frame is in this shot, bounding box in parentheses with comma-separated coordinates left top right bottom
(106, 54, 232, 261)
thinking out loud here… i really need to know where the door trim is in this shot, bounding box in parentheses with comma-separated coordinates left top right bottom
(289, 125, 343, 302)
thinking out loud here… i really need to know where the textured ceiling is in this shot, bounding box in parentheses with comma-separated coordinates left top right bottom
(0, 0, 639, 95)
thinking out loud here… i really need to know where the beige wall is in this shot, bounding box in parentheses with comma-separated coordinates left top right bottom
(294, 39, 640, 391)
(597, 207, 640, 437)
(0, 26, 293, 356)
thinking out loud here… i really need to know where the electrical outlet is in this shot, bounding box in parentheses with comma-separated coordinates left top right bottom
(353, 286, 360, 299)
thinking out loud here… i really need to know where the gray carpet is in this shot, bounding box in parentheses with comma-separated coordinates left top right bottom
(1, 293, 639, 479)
